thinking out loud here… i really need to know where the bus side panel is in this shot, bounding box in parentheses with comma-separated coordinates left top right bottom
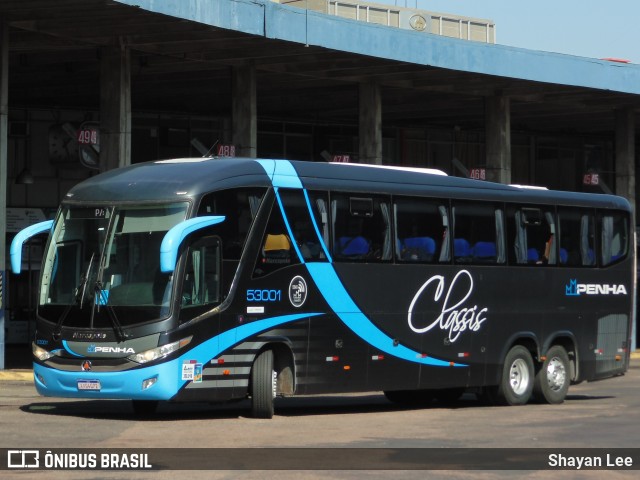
(332, 264, 480, 390)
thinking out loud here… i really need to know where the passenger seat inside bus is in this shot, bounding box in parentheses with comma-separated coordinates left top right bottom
(262, 233, 292, 264)
(400, 236, 436, 261)
(337, 236, 370, 259)
(454, 238, 472, 262)
(472, 241, 497, 263)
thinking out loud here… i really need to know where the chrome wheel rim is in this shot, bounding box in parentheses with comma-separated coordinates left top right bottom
(509, 358, 530, 395)
(546, 357, 567, 392)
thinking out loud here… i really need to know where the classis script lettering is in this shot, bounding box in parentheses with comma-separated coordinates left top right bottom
(408, 270, 488, 343)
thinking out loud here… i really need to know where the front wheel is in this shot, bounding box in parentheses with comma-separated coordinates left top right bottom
(533, 345, 570, 404)
(495, 345, 534, 406)
(251, 350, 276, 419)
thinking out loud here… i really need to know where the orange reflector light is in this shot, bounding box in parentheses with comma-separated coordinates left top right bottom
(343, 365, 351, 371)
(615, 355, 622, 362)
(223, 369, 230, 376)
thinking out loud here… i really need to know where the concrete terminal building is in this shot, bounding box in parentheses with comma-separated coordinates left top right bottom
(0, 0, 638, 367)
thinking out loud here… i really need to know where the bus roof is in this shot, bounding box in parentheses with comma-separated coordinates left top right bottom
(63, 157, 630, 211)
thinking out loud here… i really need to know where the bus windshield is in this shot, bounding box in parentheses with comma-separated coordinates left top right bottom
(39, 202, 189, 329)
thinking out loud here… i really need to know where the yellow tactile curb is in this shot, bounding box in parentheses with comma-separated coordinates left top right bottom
(0, 369, 33, 381)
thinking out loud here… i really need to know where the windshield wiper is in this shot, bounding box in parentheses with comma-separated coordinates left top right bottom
(53, 252, 95, 340)
(89, 211, 127, 342)
(78, 252, 95, 309)
(93, 281, 127, 342)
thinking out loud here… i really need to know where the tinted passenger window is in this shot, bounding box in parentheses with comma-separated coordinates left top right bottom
(253, 197, 301, 277)
(452, 202, 505, 264)
(394, 197, 449, 263)
(279, 189, 327, 261)
(508, 206, 556, 265)
(179, 236, 221, 323)
(557, 208, 595, 266)
(601, 211, 629, 266)
(332, 194, 392, 262)
(197, 188, 266, 260)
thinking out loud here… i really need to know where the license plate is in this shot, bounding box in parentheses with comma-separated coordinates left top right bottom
(77, 379, 101, 391)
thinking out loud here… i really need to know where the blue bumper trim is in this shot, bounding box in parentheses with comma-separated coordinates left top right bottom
(34, 312, 321, 400)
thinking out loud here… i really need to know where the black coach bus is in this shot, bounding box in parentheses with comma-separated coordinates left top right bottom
(11, 158, 634, 418)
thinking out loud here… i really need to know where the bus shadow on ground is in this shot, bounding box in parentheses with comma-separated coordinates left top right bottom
(20, 391, 615, 421)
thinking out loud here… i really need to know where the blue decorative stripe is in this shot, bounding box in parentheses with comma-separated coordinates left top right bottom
(10, 220, 54, 274)
(255, 159, 303, 189)
(160, 215, 225, 272)
(62, 340, 84, 358)
(255, 159, 465, 368)
(274, 188, 304, 264)
(306, 263, 466, 368)
(303, 189, 332, 262)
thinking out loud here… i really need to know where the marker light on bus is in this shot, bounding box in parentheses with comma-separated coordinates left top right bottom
(32, 342, 56, 362)
(142, 377, 158, 390)
(127, 336, 193, 364)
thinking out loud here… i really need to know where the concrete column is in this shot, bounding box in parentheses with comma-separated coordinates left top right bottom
(100, 43, 131, 172)
(0, 21, 8, 369)
(614, 107, 636, 351)
(615, 107, 636, 207)
(232, 63, 257, 158)
(485, 95, 511, 184)
(359, 81, 382, 165)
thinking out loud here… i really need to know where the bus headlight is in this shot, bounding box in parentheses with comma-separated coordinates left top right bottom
(127, 336, 192, 364)
(32, 342, 55, 362)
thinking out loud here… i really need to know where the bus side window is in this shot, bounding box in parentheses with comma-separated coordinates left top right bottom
(601, 211, 629, 266)
(279, 189, 325, 261)
(558, 208, 595, 266)
(509, 207, 556, 265)
(332, 194, 392, 262)
(180, 236, 221, 320)
(394, 197, 449, 263)
(452, 202, 505, 265)
(197, 188, 266, 260)
(253, 198, 300, 277)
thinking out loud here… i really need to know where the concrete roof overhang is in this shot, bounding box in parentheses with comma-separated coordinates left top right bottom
(1, 0, 639, 136)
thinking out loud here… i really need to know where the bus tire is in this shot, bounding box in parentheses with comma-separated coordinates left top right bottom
(533, 345, 570, 404)
(132, 400, 158, 417)
(251, 349, 275, 419)
(496, 345, 534, 406)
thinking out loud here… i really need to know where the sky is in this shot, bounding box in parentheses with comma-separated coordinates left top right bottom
(375, 0, 640, 64)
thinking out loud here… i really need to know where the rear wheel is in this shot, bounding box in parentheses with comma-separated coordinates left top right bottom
(533, 345, 570, 404)
(251, 350, 276, 419)
(495, 345, 534, 405)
